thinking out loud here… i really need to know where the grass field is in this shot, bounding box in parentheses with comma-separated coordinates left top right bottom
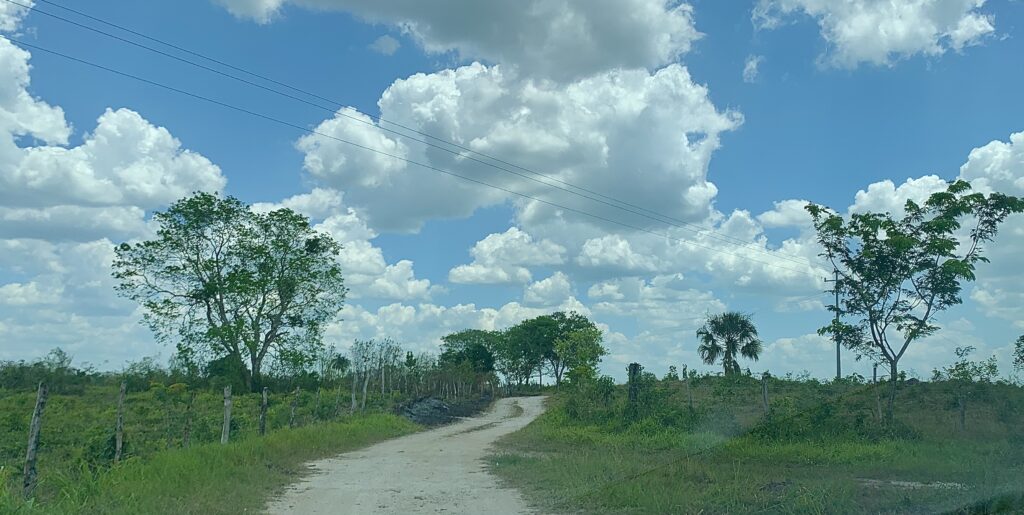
(0, 384, 418, 513)
(490, 376, 1024, 514)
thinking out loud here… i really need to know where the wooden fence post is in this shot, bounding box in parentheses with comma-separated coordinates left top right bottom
(23, 382, 48, 499)
(259, 387, 269, 436)
(761, 374, 770, 415)
(626, 363, 643, 421)
(182, 392, 195, 448)
(114, 381, 127, 464)
(221, 386, 232, 445)
(627, 363, 641, 404)
(289, 387, 300, 428)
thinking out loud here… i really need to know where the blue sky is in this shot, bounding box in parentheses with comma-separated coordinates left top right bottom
(2, 0, 1023, 380)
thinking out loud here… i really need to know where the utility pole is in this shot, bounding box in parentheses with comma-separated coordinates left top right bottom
(824, 268, 841, 380)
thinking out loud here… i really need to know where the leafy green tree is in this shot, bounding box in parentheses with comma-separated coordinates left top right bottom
(490, 330, 527, 388)
(548, 311, 597, 385)
(506, 315, 558, 384)
(807, 180, 1023, 419)
(696, 312, 762, 376)
(440, 329, 497, 374)
(932, 346, 999, 431)
(932, 346, 999, 384)
(555, 325, 607, 384)
(112, 192, 347, 392)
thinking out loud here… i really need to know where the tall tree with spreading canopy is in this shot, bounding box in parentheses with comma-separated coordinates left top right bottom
(696, 312, 762, 375)
(112, 192, 347, 392)
(506, 315, 557, 385)
(807, 180, 1023, 420)
(548, 311, 598, 386)
(554, 324, 607, 384)
(440, 329, 498, 374)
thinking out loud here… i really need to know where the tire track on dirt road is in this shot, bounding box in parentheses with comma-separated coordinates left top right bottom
(267, 396, 546, 514)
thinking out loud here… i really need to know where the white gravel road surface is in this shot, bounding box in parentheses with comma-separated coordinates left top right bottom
(267, 396, 546, 514)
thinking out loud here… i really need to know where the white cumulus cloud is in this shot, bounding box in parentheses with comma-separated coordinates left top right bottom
(754, 0, 995, 68)
(449, 227, 565, 285)
(212, 0, 701, 81)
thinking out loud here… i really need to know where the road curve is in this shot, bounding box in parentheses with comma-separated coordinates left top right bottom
(266, 396, 546, 514)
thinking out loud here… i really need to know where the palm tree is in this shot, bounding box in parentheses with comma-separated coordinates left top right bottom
(696, 312, 763, 375)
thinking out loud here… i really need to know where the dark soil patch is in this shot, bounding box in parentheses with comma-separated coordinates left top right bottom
(397, 395, 493, 426)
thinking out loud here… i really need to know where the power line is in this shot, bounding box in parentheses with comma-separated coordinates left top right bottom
(11, 0, 816, 268)
(2, 35, 821, 280)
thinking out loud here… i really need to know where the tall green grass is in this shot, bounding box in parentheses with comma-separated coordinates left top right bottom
(491, 379, 1024, 514)
(1, 414, 418, 514)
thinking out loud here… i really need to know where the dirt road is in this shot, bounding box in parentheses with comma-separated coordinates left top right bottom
(267, 396, 546, 514)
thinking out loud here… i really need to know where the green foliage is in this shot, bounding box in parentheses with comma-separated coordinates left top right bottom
(501, 315, 557, 385)
(3, 414, 416, 514)
(563, 375, 617, 424)
(112, 192, 348, 392)
(0, 349, 97, 394)
(932, 346, 999, 384)
(440, 329, 498, 374)
(493, 311, 607, 389)
(0, 374, 419, 510)
(1013, 335, 1024, 373)
(554, 324, 606, 384)
(695, 312, 763, 375)
(806, 181, 1024, 389)
(547, 311, 600, 384)
(663, 365, 680, 381)
(492, 373, 1024, 514)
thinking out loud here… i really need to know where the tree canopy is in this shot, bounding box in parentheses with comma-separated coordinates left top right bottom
(112, 192, 347, 391)
(696, 312, 762, 375)
(440, 329, 498, 374)
(554, 324, 607, 384)
(483, 311, 606, 388)
(807, 180, 1023, 417)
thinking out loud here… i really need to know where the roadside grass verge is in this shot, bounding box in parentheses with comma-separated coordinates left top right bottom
(491, 387, 1024, 514)
(1, 414, 418, 514)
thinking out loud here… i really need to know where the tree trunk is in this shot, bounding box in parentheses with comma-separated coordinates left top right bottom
(259, 387, 269, 435)
(350, 373, 358, 414)
(361, 370, 370, 411)
(249, 355, 263, 393)
(221, 386, 232, 444)
(239, 355, 254, 393)
(887, 361, 899, 423)
(114, 381, 127, 464)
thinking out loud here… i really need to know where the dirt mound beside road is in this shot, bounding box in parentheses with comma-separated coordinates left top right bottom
(398, 395, 493, 425)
